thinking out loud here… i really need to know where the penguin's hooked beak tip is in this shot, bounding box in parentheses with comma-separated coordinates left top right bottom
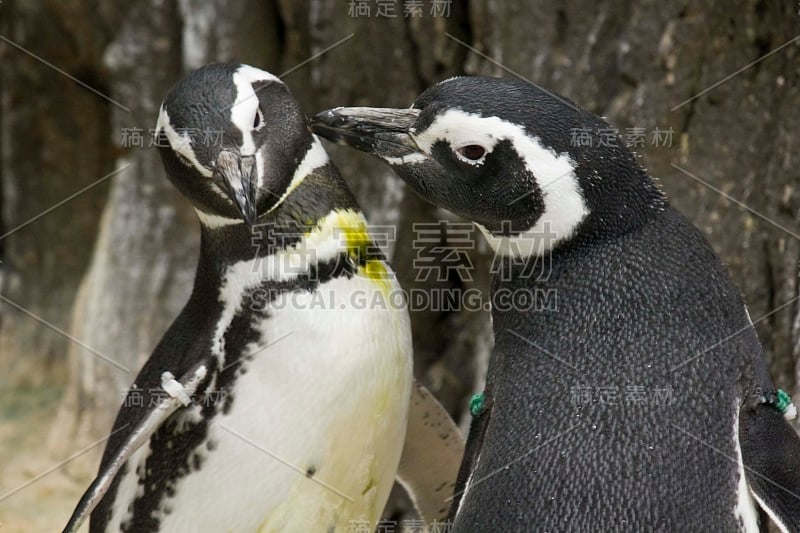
(310, 107, 421, 158)
(213, 151, 258, 226)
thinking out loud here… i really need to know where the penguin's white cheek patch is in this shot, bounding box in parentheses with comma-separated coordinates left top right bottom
(413, 114, 500, 159)
(415, 109, 589, 257)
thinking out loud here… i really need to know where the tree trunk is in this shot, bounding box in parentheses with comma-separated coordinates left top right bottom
(0, 0, 115, 386)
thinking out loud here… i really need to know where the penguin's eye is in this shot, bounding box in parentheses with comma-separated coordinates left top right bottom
(455, 144, 487, 163)
(253, 108, 264, 129)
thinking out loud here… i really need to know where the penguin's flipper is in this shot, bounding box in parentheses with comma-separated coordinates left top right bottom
(448, 390, 492, 520)
(396, 380, 465, 522)
(739, 401, 800, 532)
(62, 362, 209, 533)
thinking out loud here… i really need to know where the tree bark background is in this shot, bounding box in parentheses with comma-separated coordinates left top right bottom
(0, 0, 798, 530)
(0, 0, 116, 386)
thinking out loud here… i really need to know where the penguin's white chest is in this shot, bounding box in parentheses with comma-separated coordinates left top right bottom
(152, 273, 412, 532)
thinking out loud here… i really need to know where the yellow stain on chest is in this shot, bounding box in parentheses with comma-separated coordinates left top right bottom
(318, 209, 392, 296)
(249, 210, 409, 532)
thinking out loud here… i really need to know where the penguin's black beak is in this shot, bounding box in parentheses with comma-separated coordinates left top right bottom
(310, 107, 421, 159)
(213, 150, 258, 225)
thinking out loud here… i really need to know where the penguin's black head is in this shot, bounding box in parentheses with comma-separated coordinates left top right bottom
(312, 76, 663, 255)
(156, 63, 313, 226)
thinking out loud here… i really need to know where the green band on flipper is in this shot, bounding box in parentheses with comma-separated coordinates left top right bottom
(470, 392, 486, 417)
(776, 389, 792, 414)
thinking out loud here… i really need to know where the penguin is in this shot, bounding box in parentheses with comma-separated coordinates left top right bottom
(63, 63, 418, 532)
(310, 76, 800, 532)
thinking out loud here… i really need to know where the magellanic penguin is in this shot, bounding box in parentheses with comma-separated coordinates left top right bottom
(63, 63, 416, 532)
(311, 76, 800, 532)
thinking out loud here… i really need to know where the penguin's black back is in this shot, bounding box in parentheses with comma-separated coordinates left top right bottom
(457, 205, 759, 530)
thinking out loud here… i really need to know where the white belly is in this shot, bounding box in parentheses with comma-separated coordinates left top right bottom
(152, 273, 412, 532)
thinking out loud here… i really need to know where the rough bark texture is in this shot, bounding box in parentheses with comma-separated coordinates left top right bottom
(1, 0, 798, 528)
(0, 0, 115, 385)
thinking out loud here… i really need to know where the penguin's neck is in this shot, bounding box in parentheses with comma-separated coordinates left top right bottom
(486, 164, 669, 316)
(483, 166, 667, 269)
(575, 164, 667, 245)
(193, 165, 365, 288)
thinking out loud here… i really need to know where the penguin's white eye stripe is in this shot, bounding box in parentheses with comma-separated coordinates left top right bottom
(414, 120, 499, 159)
(230, 65, 280, 154)
(253, 108, 264, 130)
(155, 106, 213, 177)
(415, 109, 571, 183)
